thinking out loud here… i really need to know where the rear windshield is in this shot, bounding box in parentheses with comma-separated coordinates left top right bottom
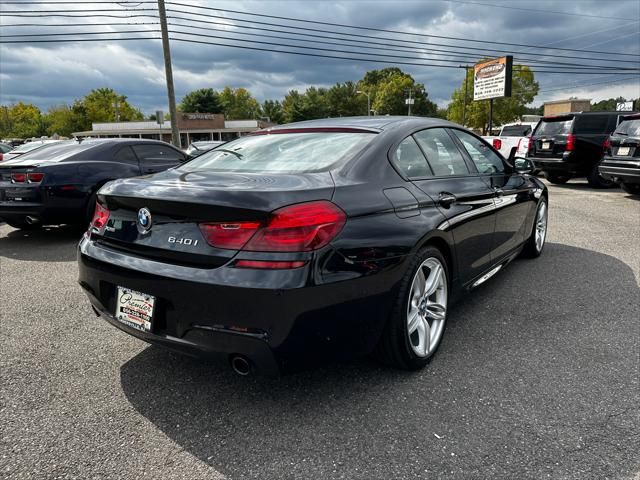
(614, 119, 640, 137)
(10, 142, 54, 154)
(573, 115, 612, 134)
(535, 118, 573, 136)
(178, 131, 376, 173)
(15, 141, 99, 162)
(501, 125, 532, 136)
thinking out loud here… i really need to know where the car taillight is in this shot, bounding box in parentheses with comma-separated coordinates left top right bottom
(199, 200, 346, 252)
(492, 139, 502, 150)
(527, 137, 533, 152)
(91, 201, 110, 229)
(198, 221, 261, 250)
(234, 260, 307, 269)
(0, 153, 3, 162)
(566, 134, 575, 152)
(28, 172, 45, 183)
(11, 173, 26, 183)
(603, 138, 611, 154)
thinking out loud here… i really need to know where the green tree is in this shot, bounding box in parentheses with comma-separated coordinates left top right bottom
(447, 64, 539, 132)
(591, 97, 640, 112)
(179, 88, 222, 113)
(82, 88, 143, 123)
(358, 68, 437, 116)
(261, 99, 284, 124)
(0, 102, 46, 138)
(43, 103, 92, 137)
(282, 90, 306, 123)
(219, 87, 261, 120)
(326, 81, 366, 117)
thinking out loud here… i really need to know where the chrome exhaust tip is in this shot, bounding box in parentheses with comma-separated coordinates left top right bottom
(230, 355, 252, 376)
(25, 216, 40, 225)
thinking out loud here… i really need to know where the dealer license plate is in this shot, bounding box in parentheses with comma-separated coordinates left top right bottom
(542, 142, 551, 150)
(115, 286, 155, 332)
(617, 146, 630, 156)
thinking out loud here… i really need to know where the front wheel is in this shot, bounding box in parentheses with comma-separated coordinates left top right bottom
(521, 198, 548, 258)
(620, 182, 640, 196)
(376, 246, 449, 370)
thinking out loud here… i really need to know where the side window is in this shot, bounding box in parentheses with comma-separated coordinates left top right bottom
(414, 128, 469, 176)
(573, 115, 610, 134)
(453, 130, 505, 174)
(133, 144, 184, 162)
(113, 146, 138, 164)
(393, 136, 431, 178)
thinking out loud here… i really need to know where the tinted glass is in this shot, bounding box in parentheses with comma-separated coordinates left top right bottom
(0, 143, 12, 153)
(393, 136, 430, 177)
(179, 132, 375, 173)
(133, 144, 184, 162)
(535, 118, 573, 136)
(501, 125, 532, 136)
(414, 129, 469, 176)
(453, 129, 505, 174)
(573, 115, 610, 134)
(113, 146, 138, 164)
(614, 119, 640, 137)
(8, 141, 97, 162)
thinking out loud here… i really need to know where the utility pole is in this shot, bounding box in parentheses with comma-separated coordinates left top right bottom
(462, 65, 469, 126)
(356, 90, 371, 116)
(158, 0, 181, 148)
(405, 88, 415, 116)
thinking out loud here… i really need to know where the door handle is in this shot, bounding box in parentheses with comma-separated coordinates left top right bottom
(493, 187, 504, 197)
(438, 192, 457, 208)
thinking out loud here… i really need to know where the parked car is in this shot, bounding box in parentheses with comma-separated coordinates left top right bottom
(528, 111, 637, 187)
(1, 139, 61, 162)
(0, 138, 188, 229)
(78, 117, 548, 375)
(483, 121, 538, 158)
(185, 140, 226, 157)
(0, 142, 13, 162)
(598, 113, 640, 196)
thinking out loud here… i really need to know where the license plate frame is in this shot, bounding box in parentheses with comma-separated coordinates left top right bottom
(115, 286, 155, 332)
(542, 141, 551, 150)
(617, 146, 631, 156)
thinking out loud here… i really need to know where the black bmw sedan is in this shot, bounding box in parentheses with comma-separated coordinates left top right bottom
(0, 138, 187, 229)
(78, 117, 548, 375)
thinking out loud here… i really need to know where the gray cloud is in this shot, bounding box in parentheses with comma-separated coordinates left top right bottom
(1, 0, 638, 114)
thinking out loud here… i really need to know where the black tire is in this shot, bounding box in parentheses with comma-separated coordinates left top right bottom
(620, 182, 640, 196)
(545, 172, 570, 184)
(376, 246, 449, 370)
(587, 164, 615, 189)
(5, 220, 42, 230)
(521, 198, 548, 258)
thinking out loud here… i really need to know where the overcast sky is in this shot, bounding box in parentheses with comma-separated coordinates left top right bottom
(1, 0, 639, 115)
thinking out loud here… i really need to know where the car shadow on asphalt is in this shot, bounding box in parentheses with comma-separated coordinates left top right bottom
(0, 224, 84, 262)
(119, 242, 640, 479)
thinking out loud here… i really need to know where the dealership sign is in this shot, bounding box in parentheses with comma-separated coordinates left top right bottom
(473, 56, 513, 101)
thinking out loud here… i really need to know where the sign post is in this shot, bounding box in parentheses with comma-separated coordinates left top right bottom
(473, 56, 513, 134)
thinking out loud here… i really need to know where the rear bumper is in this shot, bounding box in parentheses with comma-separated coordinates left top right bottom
(77, 236, 403, 374)
(598, 160, 640, 184)
(528, 155, 582, 175)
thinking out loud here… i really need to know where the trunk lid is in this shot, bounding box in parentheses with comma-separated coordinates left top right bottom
(94, 169, 336, 267)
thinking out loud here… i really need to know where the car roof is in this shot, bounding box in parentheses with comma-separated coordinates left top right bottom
(263, 116, 460, 132)
(77, 138, 175, 146)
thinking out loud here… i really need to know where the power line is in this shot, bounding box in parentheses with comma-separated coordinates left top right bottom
(538, 77, 640, 93)
(165, 1, 640, 57)
(163, 9, 640, 65)
(0, 30, 158, 37)
(445, 0, 636, 21)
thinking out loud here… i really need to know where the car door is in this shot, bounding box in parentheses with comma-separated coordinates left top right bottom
(399, 128, 497, 285)
(133, 144, 186, 174)
(451, 128, 536, 261)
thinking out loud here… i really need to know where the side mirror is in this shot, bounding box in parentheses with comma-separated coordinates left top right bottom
(514, 157, 534, 174)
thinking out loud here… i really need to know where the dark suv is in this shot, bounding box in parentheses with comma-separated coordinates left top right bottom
(598, 114, 640, 196)
(528, 111, 636, 188)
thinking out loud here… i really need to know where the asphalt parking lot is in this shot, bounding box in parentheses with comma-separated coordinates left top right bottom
(1, 179, 638, 480)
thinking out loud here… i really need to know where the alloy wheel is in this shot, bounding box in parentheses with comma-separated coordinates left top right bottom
(535, 200, 548, 253)
(407, 257, 447, 358)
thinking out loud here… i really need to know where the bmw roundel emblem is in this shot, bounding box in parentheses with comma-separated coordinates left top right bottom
(137, 207, 152, 232)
